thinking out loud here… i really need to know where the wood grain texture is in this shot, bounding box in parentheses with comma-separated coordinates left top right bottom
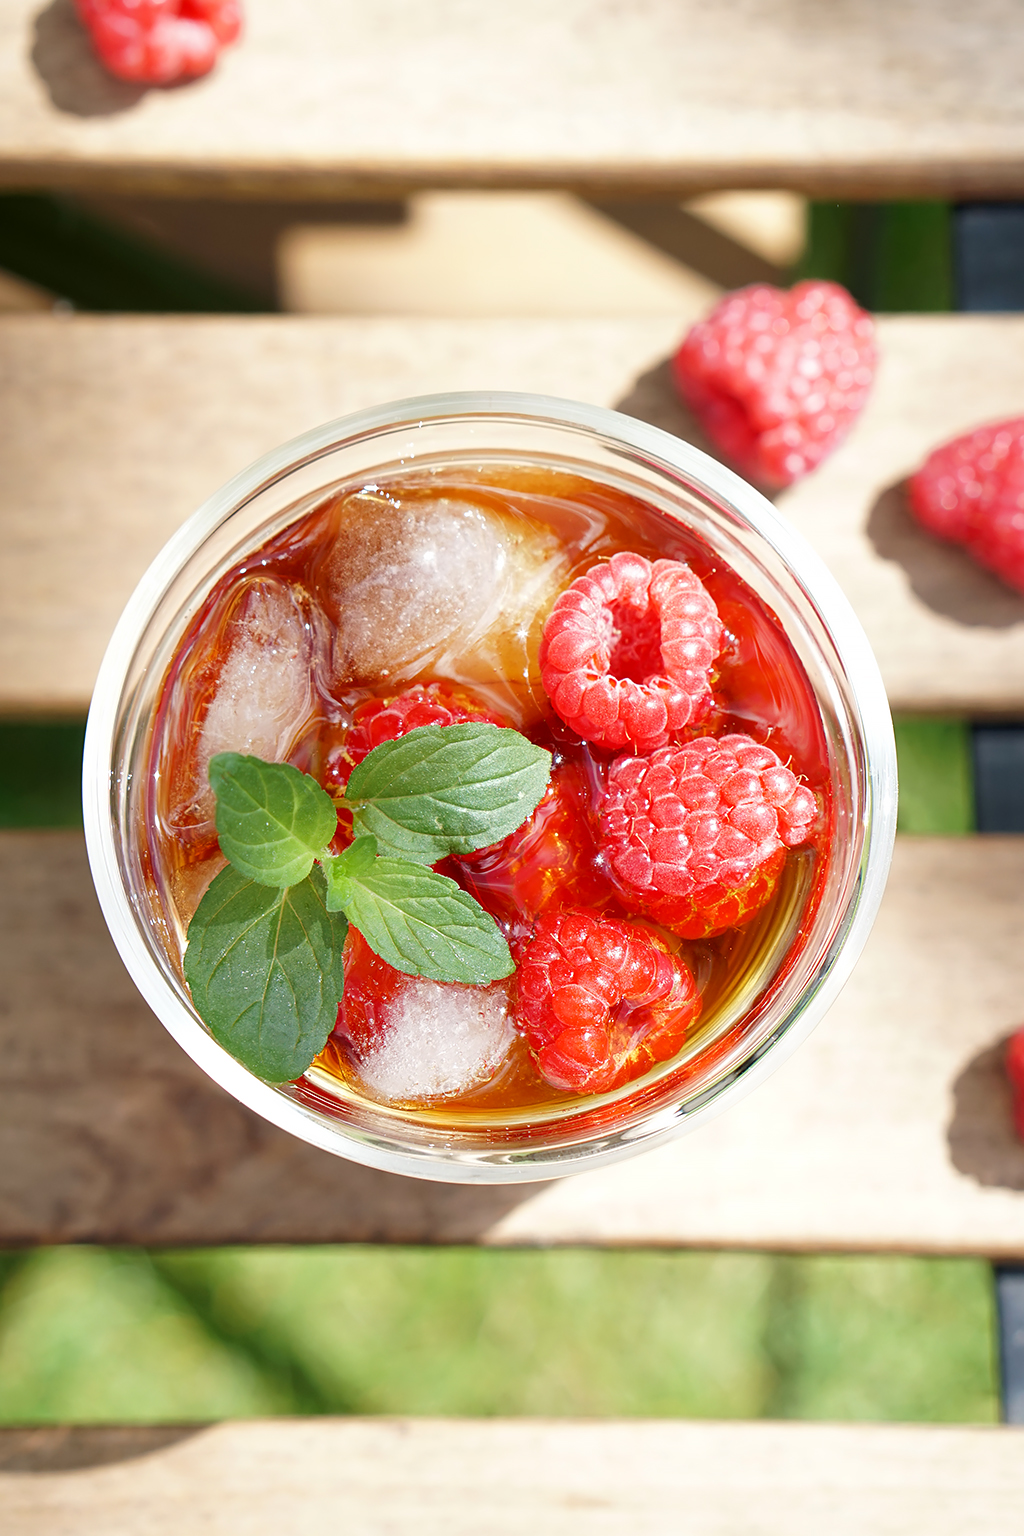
(3, 1419, 1024, 1535)
(2, 313, 1024, 718)
(3, 1, 1024, 197)
(4, 830, 1024, 1254)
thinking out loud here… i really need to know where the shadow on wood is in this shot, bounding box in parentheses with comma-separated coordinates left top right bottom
(947, 1034, 1024, 1192)
(80, 196, 408, 309)
(587, 200, 785, 289)
(32, 0, 148, 118)
(866, 480, 1024, 630)
(0, 1426, 204, 1473)
(614, 356, 708, 447)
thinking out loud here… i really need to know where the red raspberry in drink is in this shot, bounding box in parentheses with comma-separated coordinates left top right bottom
(908, 418, 1024, 595)
(597, 733, 818, 937)
(672, 280, 876, 488)
(323, 682, 507, 794)
(514, 909, 701, 1094)
(75, 0, 242, 85)
(539, 552, 722, 753)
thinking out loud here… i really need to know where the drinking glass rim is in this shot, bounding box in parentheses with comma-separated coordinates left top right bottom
(83, 390, 897, 1184)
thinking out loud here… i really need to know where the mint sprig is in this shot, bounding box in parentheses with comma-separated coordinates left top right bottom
(185, 726, 550, 1082)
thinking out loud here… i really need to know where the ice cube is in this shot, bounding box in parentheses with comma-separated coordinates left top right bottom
(170, 576, 323, 827)
(321, 489, 508, 681)
(356, 978, 515, 1103)
(318, 488, 569, 719)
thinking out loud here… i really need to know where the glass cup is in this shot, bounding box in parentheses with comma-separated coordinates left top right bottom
(83, 392, 897, 1183)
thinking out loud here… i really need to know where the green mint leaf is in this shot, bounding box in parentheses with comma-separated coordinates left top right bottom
(330, 854, 514, 984)
(210, 752, 338, 887)
(320, 835, 379, 915)
(183, 862, 347, 1082)
(322, 829, 379, 909)
(344, 723, 551, 863)
(335, 835, 379, 881)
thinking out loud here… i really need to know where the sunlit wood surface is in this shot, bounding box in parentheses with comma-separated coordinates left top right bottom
(2, 0, 1024, 197)
(4, 1419, 1024, 1535)
(3, 830, 1023, 1255)
(2, 313, 1024, 719)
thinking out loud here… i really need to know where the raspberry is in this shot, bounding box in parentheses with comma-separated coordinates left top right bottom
(1007, 1027, 1024, 1142)
(597, 733, 818, 937)
(513, 909, 701, 1094)
(332, 928, 406, 1056)
(908, 418, 1024, 595)
(539, 552, 723, 753)
(75, 0, 242, 84)
(323, 682, 507, 794)
(456, 757, 610, 923)
(672, 280, 877, 488)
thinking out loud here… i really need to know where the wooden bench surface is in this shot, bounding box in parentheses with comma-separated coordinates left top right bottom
(3, 313, 1024, 720)
(4, 1418, 1024, 1534)
(3, 1, 1024, 198)
(4, 828, 1024, 1256)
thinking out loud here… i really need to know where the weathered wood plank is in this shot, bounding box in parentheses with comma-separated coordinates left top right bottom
(3, 1, 1024, 197)
(3, 1419, 1024, 1535)
(2, 313, 1024, 718)
(3, 829, 1024, 1254)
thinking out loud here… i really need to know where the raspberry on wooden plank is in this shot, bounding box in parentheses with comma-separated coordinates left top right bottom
(75, 0, 242, 84)
(1007, 1027, 1024, 1142)
(597, 733, 818, 937)
(672, 280, 876, 488)
(191, 0, 242, 43)
(513, 909, 701, 1094)
(539, 552, 723, 753)
(908, 418, 1024, 595)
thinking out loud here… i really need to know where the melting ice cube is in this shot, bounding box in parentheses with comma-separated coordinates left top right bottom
(318, 489, 569, 713)
(173, 576, 323, 826)
(356, 978, 515, 1103)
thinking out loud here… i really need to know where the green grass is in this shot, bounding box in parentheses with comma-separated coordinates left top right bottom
(0, 721, 87, 827)
(893, 717, 974, 834)
(799, 201, 953, 312)
(0, 1247, 998, 1425)
(0, 193, 263, 313)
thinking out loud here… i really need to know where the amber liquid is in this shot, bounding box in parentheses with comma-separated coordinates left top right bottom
(146, 461, 831, 1129)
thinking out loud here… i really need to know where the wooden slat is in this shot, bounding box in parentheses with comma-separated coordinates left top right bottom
(3, 313, 1024, 719)
(4, 829, 1024, 1255)
(3, 1419, 1024, 1535)
(3, 2, 1024, 198)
